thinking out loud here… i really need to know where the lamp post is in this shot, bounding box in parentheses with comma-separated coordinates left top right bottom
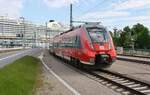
(129, 31, 135, 55)
(34, 31, 37, 48)
(20, 17, 25, 49)
(45, 22, 48, 48)
(131, 38, 135, 55)
(1, 16, 4, 48)
(49, 29, 51, 49)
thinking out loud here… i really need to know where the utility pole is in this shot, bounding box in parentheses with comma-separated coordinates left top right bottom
(70, 4, 73, 29)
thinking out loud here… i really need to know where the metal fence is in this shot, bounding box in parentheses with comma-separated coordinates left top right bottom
(122, 48, 150, 56)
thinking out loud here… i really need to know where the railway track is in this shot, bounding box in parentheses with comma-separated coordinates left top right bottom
(50, 53, 150, 95)
(83, 69, 150, 95)
(118, 54, 150, 59)
(60, 61, 150, 95)
(117, 56, 150, 65)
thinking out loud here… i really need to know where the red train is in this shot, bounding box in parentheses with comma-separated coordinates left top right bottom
(50, 22, 116, 68)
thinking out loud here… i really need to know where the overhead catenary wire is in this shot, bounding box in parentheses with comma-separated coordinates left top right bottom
(73, 0, 126, 20)
(73, 0, 107, 20)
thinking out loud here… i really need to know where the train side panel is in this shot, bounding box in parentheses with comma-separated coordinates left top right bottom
(51, 24, 116, 68)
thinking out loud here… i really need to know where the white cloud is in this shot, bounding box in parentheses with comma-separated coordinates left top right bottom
(42, 0, 150, 29)
(0, 0, 23, 17)
(43, 0, 79, 8)
(78, 0, 96, 6)
(102, 16, 150, 30)
(43, 0, 97, 8)
(77, 11, 130, 21)
(124, 16, 150, 21)
(112, 0, 150, 10)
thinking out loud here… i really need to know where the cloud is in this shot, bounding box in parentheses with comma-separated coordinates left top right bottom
(78, 0, 96, 6)
(102, 15, 150, 30)
(77, 11, 130, 21)
(42, 0, 150, 29)
(0, 0, 23, 17)
(43, 0, 97, 8)
(43, 0, 79, 8)
(119, 16, 150, 23)
(112, 0, 150, 10)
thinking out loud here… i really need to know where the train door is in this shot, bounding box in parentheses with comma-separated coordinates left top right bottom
(74, 36, 81, 59)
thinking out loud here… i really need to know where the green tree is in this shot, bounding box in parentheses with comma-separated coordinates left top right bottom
(112, 23, 150, 49)
(120, 26, 131, 47)
(123, 26, 131, 33)
(113, 37, 121, 46)
(111, 30, 121, 47)
(131, 23, 150, 49)
(136, 30, 150, 49)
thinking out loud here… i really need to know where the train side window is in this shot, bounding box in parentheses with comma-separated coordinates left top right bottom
(63, 37, 71, 48)
(76, 36, 81, 48)
(71, 36, 76, 48)
(56, 41, 59, 48)
(54, 43, 57, 48)
(62, 36, 79, 48)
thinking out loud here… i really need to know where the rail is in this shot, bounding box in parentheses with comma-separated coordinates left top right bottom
(83, 69, 150, 95)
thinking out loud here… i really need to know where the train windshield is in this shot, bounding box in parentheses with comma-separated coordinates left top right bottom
(87, 28, 109, 43)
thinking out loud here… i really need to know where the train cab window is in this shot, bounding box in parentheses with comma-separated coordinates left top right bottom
(87, 28, 109, 43)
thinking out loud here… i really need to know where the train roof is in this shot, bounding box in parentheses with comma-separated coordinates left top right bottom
(53, 22, 106, 38)
(83, 22, 105, 29)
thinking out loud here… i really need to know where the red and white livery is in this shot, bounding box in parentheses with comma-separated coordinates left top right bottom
(50, 22, 116, 68)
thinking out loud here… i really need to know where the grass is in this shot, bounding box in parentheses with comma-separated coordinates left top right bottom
(0, 56, 40, 95)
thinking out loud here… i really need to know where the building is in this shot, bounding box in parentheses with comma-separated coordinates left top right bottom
(0, 16, 69, 48)
(46, 20, 69, 47)
(0, 16, 37, 48)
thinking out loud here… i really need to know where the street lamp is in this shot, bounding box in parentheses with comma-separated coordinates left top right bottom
(33, 31, 36, 48)
(45, 22, 48, 49)
(1, 16, 4, 48)
(131, 38, 135, 55)
(20, 17, 25, 49)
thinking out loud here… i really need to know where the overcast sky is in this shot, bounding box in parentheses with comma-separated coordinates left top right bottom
(0, 0, 150, 30)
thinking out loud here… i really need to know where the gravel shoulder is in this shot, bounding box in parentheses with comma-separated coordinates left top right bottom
(35, 67, 73, 95)
(107, 60, 150, 82)
(40, 50, 121, 95)
(117, 55, 150, 62)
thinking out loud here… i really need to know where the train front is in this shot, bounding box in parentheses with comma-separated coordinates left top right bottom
(85, 23, 116, 68)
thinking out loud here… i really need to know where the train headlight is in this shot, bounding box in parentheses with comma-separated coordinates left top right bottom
(90, 43, 94, 50)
